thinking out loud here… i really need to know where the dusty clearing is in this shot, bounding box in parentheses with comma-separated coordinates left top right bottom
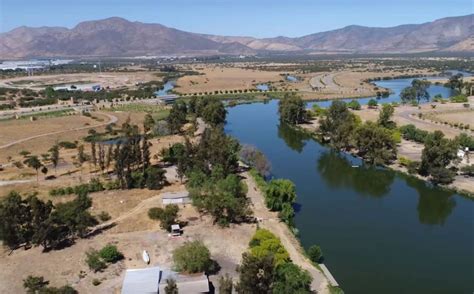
(177, 65, 284, 94)
(0, 72, 161, 90)
(356, 96, 474, 138)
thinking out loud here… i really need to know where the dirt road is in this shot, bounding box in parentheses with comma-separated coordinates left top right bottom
(243, 172, 330, 294)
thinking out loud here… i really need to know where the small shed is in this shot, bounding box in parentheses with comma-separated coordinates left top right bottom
(162, 191, 190, 206)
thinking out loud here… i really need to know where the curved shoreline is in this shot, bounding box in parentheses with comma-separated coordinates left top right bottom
(294, 123, 474, 198)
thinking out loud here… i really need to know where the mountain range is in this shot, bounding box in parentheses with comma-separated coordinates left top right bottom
(0, 15, 472, 59)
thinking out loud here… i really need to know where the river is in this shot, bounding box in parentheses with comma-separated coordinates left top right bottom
(224, 79, 473, 293)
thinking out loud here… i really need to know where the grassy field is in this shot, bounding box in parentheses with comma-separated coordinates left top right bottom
(110, 104, 170, 120)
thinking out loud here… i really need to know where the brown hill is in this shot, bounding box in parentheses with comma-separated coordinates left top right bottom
(0, 15, 472, 59)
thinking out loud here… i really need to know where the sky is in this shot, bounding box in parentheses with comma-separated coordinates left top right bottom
(0, 0, 472, 37)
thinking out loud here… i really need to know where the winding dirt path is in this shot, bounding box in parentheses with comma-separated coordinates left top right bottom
(0, 112, 118, 150)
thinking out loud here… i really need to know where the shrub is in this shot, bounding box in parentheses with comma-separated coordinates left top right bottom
(86, 249, 107, 272)
(92, 279, 101, 286)
(407, 161, 420, 175)
(368, 99, 378, 108)
(148, 205, 179, 231)
(173, 241, 213, 273)
(399, 124, 429, 143)
(218, 274, 233, 294)
(148, 207, 163, 220)
(450, 94, 468, 103)
(429, 167, 455, 185)
(347, 100, 361, 110)
(23, 275, 49, 293)
(99, 244, 124, 263)
(249, 229, 290, 267)
(460, 165, 474, 177)
(58, 141, 77, 149)
(311, 104, 326, 117)
(98, 211, 111, 222)
(145, 166, 166, 190)
(307, 245, 323, 263)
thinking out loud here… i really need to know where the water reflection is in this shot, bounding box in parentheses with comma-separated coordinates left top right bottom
(277, 123, 312, 153)
(405, 176, 457, 225)
(317, 151, 395, 198)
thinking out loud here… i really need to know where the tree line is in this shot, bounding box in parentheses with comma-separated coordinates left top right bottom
(0, 191, 96, 251)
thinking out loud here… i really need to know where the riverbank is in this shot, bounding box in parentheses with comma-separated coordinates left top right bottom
(224, 95, 473, 294)
(242, 171, 334, 294)
(295, 122, 474, 197)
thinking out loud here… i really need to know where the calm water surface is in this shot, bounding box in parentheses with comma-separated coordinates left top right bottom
(154, 80, 176, 96)
(224, 86, 473, 293)
(311, 78, 455, 108)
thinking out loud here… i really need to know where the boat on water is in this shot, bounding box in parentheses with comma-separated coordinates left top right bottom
(142, 250, 150, 264)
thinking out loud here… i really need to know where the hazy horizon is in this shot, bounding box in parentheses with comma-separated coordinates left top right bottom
(1, 0, 472, 37)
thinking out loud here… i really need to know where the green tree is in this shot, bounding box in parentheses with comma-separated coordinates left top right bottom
(24, 156, 43, 182)
(201, 100, 227, 126)
(278, 94, 306, 124)
(454, 133, 474, 150)
(347, 100, 361, 110)
(367, 99, 378, 108)
(401, 79, 430, 103)
(235, 253, 275, 294)
(145, 166, 166, 190)
(52, 193, 97, 238)
(143, 113, 155, 134)
(189, 172, 251, 226)
(196, 127, 241, 176)
(265, 179, 296, 211)
(85, 249, 107, 272)
(273, 263, 312, 294)
(320, 101, 358, 150)
(446, 73, 464, 93)
(377, 104, 395, 129)
(355, 122, 397, 165)
(76, 145, 88, 177)
(173, 240, 213, 273)
(307, 245, 323, 263)
(23, 275, 49, 293)
(99, 244, 124, 263)
(420, 131, 457, 184)
(148, 204, 179, 231)
(167, 101, 187, 133)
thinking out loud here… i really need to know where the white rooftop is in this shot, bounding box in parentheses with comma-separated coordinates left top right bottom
(162, 191, 189, 199)
(121, 266, 160, 294)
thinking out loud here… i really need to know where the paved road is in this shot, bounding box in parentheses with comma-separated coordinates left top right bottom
(0, 112, 118, 150)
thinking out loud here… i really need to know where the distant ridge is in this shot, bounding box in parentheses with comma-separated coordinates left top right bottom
(0, 14, 472, 59)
